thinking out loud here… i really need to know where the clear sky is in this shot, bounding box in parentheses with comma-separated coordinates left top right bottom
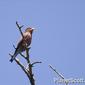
(0, 0, 85, 85)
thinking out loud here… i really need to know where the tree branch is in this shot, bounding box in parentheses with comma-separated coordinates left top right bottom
(49, 65, 64, 79)
(25, 47, 30, 63)
(16, 21, 24, 38)
(49, 65, 69, 85)
(9, 22, 41, 85)
(9, 53, 30, 78)
(31, 61, 42, 67)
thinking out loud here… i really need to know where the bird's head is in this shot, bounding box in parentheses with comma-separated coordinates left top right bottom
(25, 27, 35, 34)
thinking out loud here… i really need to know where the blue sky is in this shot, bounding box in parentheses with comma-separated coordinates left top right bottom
(0, 0, 85, 85)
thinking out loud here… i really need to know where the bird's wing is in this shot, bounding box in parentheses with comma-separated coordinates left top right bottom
(14, 38, 24, 55)
(14, 32, 32, 55)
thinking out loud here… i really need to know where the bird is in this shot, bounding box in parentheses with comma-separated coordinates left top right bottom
(10, 27, 35, 62)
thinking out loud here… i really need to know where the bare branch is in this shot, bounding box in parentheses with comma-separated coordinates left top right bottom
(25, 47, 31, 63)
(49, 65, 64, 79)
(26, 47, 30, 63)
(19, 53, 26, 59)
(29, 64, 35, 85)
(13, 44, 16, 49)
(9, 22, 41, 85)
(9, 53, 30, 78)
(49, 65, 69, 85)
(16, 21, 24, 38)
(25, 47, 35, 85)
(15, 58, 30, 77)
(31, 61, 42, 67)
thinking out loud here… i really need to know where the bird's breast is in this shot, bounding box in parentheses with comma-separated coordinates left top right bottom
(23, 33, 32, 46)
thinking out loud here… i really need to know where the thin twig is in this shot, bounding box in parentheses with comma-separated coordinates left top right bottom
(13, 44, 16, 49)
(16, 21, 24, 38)
(49, 65, 69, 85)
(31, 62, 42, 67)
(19, 53, 26, 59)
(49, 65, 64, 79)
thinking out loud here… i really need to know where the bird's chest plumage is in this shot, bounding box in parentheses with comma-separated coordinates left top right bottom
(23, 32, 32, 46)
(16, 32, 32, 52)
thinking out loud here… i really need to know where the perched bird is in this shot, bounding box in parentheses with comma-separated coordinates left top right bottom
(10, 27, 35, 62)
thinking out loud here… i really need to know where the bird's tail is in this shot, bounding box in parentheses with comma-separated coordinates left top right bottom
(10, 57, 14, 62)
(9, 52, 18, 63)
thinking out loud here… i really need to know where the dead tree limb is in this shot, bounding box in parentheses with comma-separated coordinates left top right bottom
(9, 21, 41, 85)
(16, 21, 24, 38)
(49, 65, 64, 79)
(9, 53, 30, 78)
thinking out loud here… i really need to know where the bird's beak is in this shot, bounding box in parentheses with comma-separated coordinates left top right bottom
(32, 28, 36, 31)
